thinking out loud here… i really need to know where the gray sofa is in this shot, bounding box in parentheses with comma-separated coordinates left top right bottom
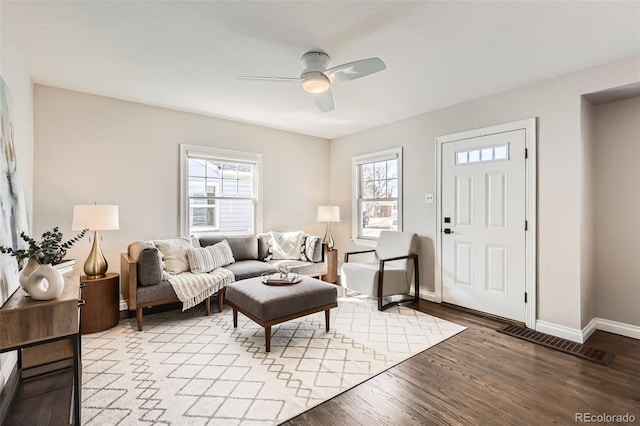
(121, 233, 327, 330)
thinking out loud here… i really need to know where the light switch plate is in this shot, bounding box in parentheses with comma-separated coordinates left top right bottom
(425, 193, 434, 203)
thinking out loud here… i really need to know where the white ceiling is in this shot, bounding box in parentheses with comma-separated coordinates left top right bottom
(3, 1, 640, 139)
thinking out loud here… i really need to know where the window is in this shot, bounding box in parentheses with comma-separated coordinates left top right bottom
(180, 145, 262, 236)
(352, 148, 403, 242)
(455, 143, 509, 165)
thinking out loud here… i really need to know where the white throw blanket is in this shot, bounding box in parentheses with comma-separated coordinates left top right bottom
(167, 268, 234, 311)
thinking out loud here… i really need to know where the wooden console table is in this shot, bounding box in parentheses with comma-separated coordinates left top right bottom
(0, 270, 82, 425)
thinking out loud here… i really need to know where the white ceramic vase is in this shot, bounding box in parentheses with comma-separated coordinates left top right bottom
(25, 262, 64, 300)
(18, 258, 39, 295)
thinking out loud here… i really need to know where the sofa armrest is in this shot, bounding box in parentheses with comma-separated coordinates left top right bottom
(121, 252, 137, 311)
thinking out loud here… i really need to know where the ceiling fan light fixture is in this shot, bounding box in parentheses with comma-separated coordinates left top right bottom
(302, 72, 330, 94)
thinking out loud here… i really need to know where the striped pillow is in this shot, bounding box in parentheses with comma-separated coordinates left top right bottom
(187, 240, 235, 273)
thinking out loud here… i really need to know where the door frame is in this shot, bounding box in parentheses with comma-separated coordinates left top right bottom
(434, 118, 537, 328)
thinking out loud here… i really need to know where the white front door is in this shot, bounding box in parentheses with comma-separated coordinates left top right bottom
(441, 129, 526, 322)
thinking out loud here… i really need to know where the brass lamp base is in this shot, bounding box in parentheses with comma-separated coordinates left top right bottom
(84, 230, 108, 279)
(323, 222, 335, 251)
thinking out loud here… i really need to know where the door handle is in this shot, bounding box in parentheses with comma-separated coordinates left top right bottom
(444, 228, 454, 234)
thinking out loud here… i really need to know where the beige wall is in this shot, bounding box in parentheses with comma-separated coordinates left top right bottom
(330, 57, 639, 332)
(0, 7, 34, 392)
(33, 85, 330, 280)
(593, 96, 640, 327)
(580, 98, 596, 328)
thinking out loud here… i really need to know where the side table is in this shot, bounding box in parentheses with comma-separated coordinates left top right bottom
(81, 273, 120, 334)
(322, 249, 338, 283)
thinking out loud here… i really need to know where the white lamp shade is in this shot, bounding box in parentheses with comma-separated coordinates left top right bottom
(72, 204, 119, 231)
(317, 206, 340, 222)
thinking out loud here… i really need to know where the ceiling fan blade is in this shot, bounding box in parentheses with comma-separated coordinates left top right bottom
(237, 76, 302, 82)
(312, 90, 335, 113)
(324, 57, 386, 83)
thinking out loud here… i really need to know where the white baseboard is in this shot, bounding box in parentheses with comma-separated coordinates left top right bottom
(536, 318, 640, 343)
(535, 320, 585, 343)
(595, 318, 640, 340)
(582, 318, 598, 342)
(119, 299, 129, 311)
(419, 289, 438, 302)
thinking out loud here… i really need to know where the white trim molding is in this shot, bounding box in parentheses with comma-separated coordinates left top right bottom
(435, 118, 537, 328)
(536, 320, 586, 343)
(582, 318, 598, 343)
(595, 318, 640, 340)
(419, 289, 438, 303)
(536, 318, 640, 343)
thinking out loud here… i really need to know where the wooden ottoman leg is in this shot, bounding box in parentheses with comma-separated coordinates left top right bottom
(136, 307, 143, 331)
(232, 308, 238, 328)
(325, 309, 330, 332)
(218, 287, 225, 312)
(265, 325, 272, 352)
(205, 298, 211, 316)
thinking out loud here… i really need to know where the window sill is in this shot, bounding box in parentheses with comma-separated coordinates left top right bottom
(351, 238, 377, 248)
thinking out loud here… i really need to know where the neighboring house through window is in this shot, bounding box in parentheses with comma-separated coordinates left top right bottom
(180, 144, 262, 236)
(352, 147, 403, 243)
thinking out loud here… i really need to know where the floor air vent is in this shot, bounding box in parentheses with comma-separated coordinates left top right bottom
(497, 325, 615, 365)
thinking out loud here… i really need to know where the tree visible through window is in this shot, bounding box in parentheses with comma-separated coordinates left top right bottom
(353, 148, 402, 241)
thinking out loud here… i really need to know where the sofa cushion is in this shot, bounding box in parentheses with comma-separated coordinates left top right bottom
(136, 280, 177, 304)
(257, 233, 271, 261)
(270, 231, 305, 260)
(128, 242, 163, 286)
(267, 259, 326, 277)
(222, 260, 276, 281)
(199, 235, 258, 261)
(153, 238, 194, 274)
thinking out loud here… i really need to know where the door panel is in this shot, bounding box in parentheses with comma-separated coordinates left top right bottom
(442, 130, 526, 322)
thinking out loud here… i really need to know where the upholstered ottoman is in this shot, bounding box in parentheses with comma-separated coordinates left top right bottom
(225, 276, 338, 352)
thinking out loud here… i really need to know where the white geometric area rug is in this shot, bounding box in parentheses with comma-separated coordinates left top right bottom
(81, 296, 466, 425)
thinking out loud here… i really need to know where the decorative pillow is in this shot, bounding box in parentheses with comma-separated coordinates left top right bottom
(206, 239, 235, 268)
(270, 231, 306, 260)
(257, 233, 272, 261)
(186, 247, 215, 273)
(186, 240, 235, 273)
(299, 236, 308, 261)
(305, 235, 323, 262)
(152, 238, 194, 274)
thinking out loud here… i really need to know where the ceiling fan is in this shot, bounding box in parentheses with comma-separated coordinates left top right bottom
(238, 51, 386, 113)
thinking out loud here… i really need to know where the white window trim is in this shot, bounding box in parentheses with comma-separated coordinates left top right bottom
(351, 147, 403, 247)
(180, 144, 263, 237)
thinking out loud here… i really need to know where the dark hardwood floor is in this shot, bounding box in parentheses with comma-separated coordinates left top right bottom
(284, 300, 640, 425)
(3, 301, 639, 425)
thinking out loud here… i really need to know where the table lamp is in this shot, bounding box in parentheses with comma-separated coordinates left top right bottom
(72, 203, 119, 278)
(317, 206, 340, 251)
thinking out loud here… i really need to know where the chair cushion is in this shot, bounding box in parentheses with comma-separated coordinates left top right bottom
(341, 262, 409, 297)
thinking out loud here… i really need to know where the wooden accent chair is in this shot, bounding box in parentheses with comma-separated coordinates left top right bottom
(341, 231, 419, 310)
